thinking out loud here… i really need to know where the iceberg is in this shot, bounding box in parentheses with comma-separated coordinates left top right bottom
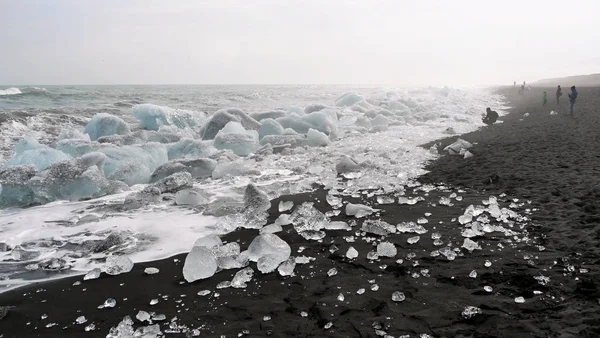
(167, 138, 217, 160)
(258, 118, 285, 140)
(99, 143, 168, 184)
(0, 165, 37, 206)
(84, 113, 131, 141)
(152, 172, 193, 194)
(132, 104, 205, 131)
(149, 158, 217, 182)
(4, 138, 71, 170)
(306, 128, 330, 147)
(199, 108, 260, 140)
(213, 122, 259, 156)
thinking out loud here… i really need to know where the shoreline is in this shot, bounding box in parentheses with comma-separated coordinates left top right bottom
(1, 86, 599, 337)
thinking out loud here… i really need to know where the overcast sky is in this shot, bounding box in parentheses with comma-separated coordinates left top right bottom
(1, 0, 599, 86)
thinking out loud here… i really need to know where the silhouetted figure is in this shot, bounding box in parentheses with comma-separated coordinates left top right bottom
(514, 81, 516, 87)
(543, 91, 547, 106)
(556, 85, 562, 104)
(483, 107, 499, 125)
(568, 86, 578, 116)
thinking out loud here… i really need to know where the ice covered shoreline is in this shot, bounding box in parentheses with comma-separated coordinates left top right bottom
(0, 86, 506, 289)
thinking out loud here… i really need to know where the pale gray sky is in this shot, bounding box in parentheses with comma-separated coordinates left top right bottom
(1, 0, 599, 86)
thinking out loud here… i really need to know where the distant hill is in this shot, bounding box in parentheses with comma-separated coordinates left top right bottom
(534, 73, 600, 86)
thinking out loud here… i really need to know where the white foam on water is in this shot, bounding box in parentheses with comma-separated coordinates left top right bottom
(0, 88, 22, 96)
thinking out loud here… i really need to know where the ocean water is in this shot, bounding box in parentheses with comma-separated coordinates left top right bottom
(0, 85, 505, 290)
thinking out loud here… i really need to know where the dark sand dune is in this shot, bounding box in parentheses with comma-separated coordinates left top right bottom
(0, 88, 599, 337)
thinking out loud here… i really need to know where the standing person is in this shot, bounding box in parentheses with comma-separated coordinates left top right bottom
(543, 91, 548, 105)
(514, 81, 516, 87)
(568, 86, 578, 116)
(556, 85, 562, 104)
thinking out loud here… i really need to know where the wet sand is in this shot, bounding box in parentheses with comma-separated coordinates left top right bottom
(1, 87, 599, 338)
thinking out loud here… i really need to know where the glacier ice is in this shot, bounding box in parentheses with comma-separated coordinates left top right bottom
(149, 158, 217, 182)
(104, 256, 134, 275)
(4, 138, 72, 170)
(444, 138, 473, 155)
(132, 104, 205, 131)
(306, 128, 330, 147)
(371, 114, 390, 130)
(257, 254, 283, 273)
(167, 138, 217, 160)
(54, 138, 96, 157)
(0, 164, 37, 206)
(193, 234, 222, 249)
(251, 110, 288, 121)
(335, 92, 364, 107)
(183, 246, 218, 282)
(175, 187, 210, 206)
(243, 183, 271, 213)
(200, 108, 261, 140)
(362, 220, 396, 236)
(231, 267, 254, 288)
(258, 118, 285, 140)
(212, 159, 260, 179)
(277, 257, 296, 276)
(335, 156, 361, 174)
(213, 122, 259, 156)
(277, 110, 338, 136)
(247, 234, 291, 263)
(345, 203, 376, 218)
(99, 143, 168, 184)
(376, 242, 397, 257)
(84, 113, 131, 141)
(152, 172, 193, 193)
(289, 202, 328, 237)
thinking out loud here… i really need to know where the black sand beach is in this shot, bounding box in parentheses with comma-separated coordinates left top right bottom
(1, 87, 599, 338)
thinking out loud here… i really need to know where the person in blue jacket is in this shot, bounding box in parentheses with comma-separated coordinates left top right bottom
(568, 86, 578, 116)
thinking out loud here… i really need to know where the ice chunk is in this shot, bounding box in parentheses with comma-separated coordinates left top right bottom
(4, 138, 72, 170)
(167, 138, 217, 160)
(214, 122, 260, 156)
(136, 310, 151, 323)
(462, 238, 481, 252)
(193, 234, 222, 249)
(304, 103, 327, 114)
(377, 242, 397, 257)
(335, 156, 361, 174)
(104, 256, 134, 275)
(54, 138, 95, 157)
(346, 247, 358, 259)
(325, 221, 350, 231)
(346, 203, 376, 218)
(175, 188, 210, 206)
(0, 164, 37, 206)
(397, 197, 421, 205)
(144, 267, 160, 275)
(289, 202, 329, 237)
(10, 245, 40, 261)
(391, 291, 406, 302)
(183, 246, 218, 282)
(362, 220, 396, 236)
(444, 138, 473, 155)
(100, 143, 169, 183)
(396, 221, 427, 234)
(355, 116, 372, 129)
(258, 118, 285, 139)
(247, 234, 291, 263)
(376, 196, 395, 204)
(514, 297, 525, 304)
(84, 268, 102, 280)
(84, 113, 131, 141)
(259, 223, 283, 234)
(244, 183, 271, 213)
(407, 236, 420, 244)
(257, 254, 282, 273)
(464, 151, 474, 159)
(462, 306, 482, 319)
(150, 158, 217, 182)
(152, 172, 193, 193)
(370, 114, 390, 130)
(231, 267, 254, 288)
(133, 104, 205, 131)
(200, 108, 260, 140)
(278, 200, 294, 212)
(277, 110, 338, 136)
(306, 128, 330, 147)
(335, 92, 364, 107)
(75, 315, 88, 324)
(277, 257, 296, 276)
(251, 110, 288, 121)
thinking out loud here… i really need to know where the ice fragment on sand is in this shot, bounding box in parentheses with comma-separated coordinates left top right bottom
(444, 138, 473, 155)
(324, 322, 333, 329)
(396, 221, 427, 234)
(337, 293, 345, 301)
(104, 256, 134, 276)
(346, 247, 359, 259)
(439, 247, 457, 260)
(183, 246, 218, 282)
(257, 254, 283, 273)
(376, 196, 395, 204)
(244, 183, 271, 213)
(197, 290, 211, 296)
(136, 310, 151, 323)
(152, 172, 193, 193)
(193, 234, 222, 249)
(462, 306, 482, 319)
(514, 297, 525, 303)
(75, 316, 87, 324)
(247, 234, 291, 263)
(484, 286, 493, 292)
(144, 267, 159, 275)
(462, 238, 481, 252)
(484, 260, 492, 267)
(175, 188, 210, 206)
(392, 291, 406, 302)
(149, 299, 159, 305)
(407, 236, 420, 244)
(458, 214, 473, 225)
(464, 150, 474, 159)
(417, 217, 428, 224)
(377, 242, 397, 257)
(346, 203, 376, 218)
(357, 288, 365, 294)
(85, 324, 96, 331)
(325, 221, 350, 231)
(101, 298, 116, 309)
(469, 270, 477, 278)
(371, 284, 379, 291)
(278, 257, 296, 276)
(300, 311, 308, 317)
(397, 197, 421, 205)
(327, 268, 338, 277)
(289, 202, 329, 237)
(260, 223, 283, 234)
(84, 268, 102, 280)
(362, 219, 396, 236)
(216, 281, 231, 289)
(326, 194, 342, 207)
(278, 200, 294, 212)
